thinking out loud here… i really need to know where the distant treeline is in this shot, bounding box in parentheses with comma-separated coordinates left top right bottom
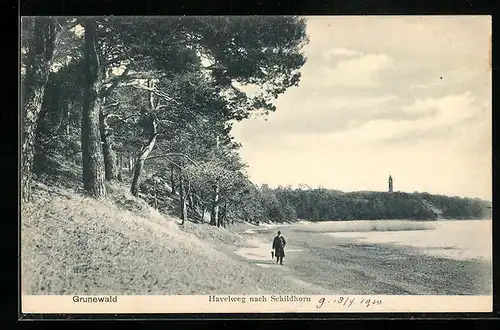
(259, 186, 492, 223)
(139, 178, 492, 224)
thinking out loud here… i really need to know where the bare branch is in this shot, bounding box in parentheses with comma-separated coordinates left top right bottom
(156, 129, 193, 138)
(131, 84, 180, 105)
(148, 79, 156, 110)
(102, 101, 119, 109)
(151, 157, 182, 169)
(146, 153, 197, 165)
(105, 113, 122, 120)
(39, 133, 64, 144)
(123, 71, 165, 79)
(106, 113, 141, 124)
(115, 81, 139, 88)
(157, 119, 175, 124)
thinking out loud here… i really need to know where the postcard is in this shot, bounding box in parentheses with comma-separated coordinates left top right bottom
(20, 15, 492, 315)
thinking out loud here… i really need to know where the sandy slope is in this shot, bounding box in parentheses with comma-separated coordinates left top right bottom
(20, 181, 327, 295)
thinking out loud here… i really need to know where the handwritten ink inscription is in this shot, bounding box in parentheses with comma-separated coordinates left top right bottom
(316, 296, 382, 309)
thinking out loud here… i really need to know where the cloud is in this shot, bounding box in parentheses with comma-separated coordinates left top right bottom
(325, 94, 398, 109)
(409, 81, 443, 90)
(378, 91, 484, 145)
(235, 17, 491, 200)
(257, 91, 479, 150)
(408, 69, 485, 91)
(234, 91, 481, 150)
(323, 47, 363, 59)
(232, 94, 402, 141)
(340, 91, 479, 144)
(320, 53, 395, 87)
(400, 91, 476, 126)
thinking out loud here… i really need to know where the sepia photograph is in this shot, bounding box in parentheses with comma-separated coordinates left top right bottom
(20, 15, 492, 314)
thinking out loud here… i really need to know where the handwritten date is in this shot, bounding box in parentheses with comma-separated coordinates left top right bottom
(316, 296, 382, 309)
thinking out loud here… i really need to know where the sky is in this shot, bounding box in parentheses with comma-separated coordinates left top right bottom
(231, 16, 492, 201)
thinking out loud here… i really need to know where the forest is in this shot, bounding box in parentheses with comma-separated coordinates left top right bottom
(21, 16, 308, 227)
(259, 187, 492, 223)
(21, 17, 491, 229)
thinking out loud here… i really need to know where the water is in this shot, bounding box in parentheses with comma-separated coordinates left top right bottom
(323, 219, 492, 261)
(237, 219, 492, 263)
(235, 219, 492, 294)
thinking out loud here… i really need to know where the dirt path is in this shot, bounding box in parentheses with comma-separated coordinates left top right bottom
(235, 224, 492, 295)
(234, 231, 333, 294)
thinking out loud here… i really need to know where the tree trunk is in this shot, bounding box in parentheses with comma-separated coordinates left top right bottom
(130, 79, 159, 197)
(128, 153, 133, 172)
(201, 205, 206, 223)
(66, 102, 71, 135)
(130, 138, 156, 197)
(99, 109, 117, 181)
(117, 153, 123, 181)
(21, 17, 58, 202)
(130, 120, 157, 197)
(170, 164, 176, 195)
(211, 184, 220, 227)
(210, 136, 220, 226)
(222, 203, 228, 228)
(210, 196, 218, 226)
(99, 66, 118, 181)
(188, 190, 194, 209)
(192, 188, 200, 209)
(153, 179, 158, 208)
(179, 172, 188, 225)
(81, 19, 106, 198)
(130, 157, 144, 197)
(219, 207, 224, 228)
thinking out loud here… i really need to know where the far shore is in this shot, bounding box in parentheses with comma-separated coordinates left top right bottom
(246, 219, 492, 262)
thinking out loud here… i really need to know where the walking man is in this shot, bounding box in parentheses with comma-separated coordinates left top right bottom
(272, 231, 286, 265)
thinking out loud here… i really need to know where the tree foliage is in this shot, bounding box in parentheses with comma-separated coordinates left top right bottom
(22, 16, 309, 226)
(23, 15, 489, 232)
(255, 188, 492, 222)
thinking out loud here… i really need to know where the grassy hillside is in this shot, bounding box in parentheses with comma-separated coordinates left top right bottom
(21, 156, 317, 295)
(21, 154, 492, 296)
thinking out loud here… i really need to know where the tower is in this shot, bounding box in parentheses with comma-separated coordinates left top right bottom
(388, 175, 393, 193)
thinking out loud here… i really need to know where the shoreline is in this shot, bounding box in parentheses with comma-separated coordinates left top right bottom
(237, 221, 492, 295)
(243, 219, 492, 262)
